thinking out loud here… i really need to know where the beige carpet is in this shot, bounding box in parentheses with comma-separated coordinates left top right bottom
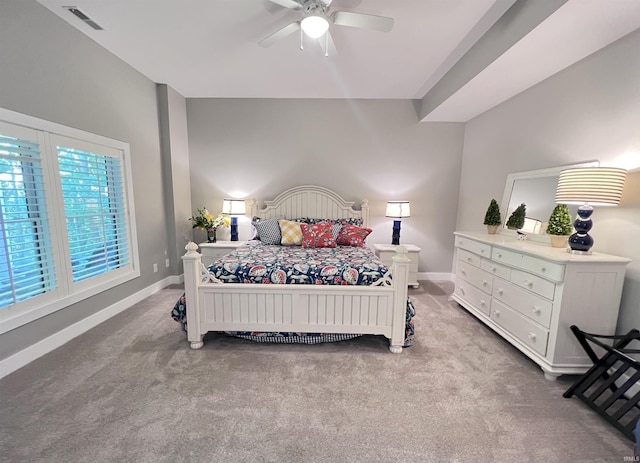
(0, 281, 633, 462)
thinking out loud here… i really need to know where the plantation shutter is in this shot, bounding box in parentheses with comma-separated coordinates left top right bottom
(57, 144, 130, 282)
(0, 124, 55, 308)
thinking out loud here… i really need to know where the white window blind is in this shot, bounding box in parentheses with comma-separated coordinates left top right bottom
(0, 130, 55, 308)
(57, 146, 129, 282)
(0, 109, 139, 333)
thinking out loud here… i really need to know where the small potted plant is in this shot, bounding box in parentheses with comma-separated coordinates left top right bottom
(506, 203, 526, 230)
(483, 199, 501, 234)
(547, 204, 573, 248)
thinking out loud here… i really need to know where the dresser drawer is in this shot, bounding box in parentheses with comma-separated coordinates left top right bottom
(458, 260, 492, 294)
(481, 259, 511, 280)
(455, 236, 491, 259)
(458, 249, 483, 268)
(492, 279, 553, 328)
(511, 269, 556, 300)
(455, 279, 491, 316)
(491, 299, 549, 356)
(491, 248, 565, 282)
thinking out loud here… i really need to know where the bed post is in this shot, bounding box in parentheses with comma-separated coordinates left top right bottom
(360, 199, 369, 227)
(182, 242, 204, 349)
(389, 245, 411, 354)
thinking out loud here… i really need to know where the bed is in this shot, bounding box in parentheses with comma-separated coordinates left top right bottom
(180, 185, 411, 353)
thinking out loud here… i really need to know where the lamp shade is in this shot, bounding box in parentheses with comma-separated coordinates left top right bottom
(555, 167, 627, 206)
(385, 201, 411, 218)
(222, 199, 246, 216)
(301, 14, 329, 38)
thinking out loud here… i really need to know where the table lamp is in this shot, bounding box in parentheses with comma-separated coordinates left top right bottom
(222, 199, 246, 241)
(554, 167, 626, 254)
(385, 201, 410, 245)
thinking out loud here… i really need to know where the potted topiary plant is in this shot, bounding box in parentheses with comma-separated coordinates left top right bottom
(483, 199, 501, 234)
(506, 203, 526, 230)
(547, 203, 573, 248)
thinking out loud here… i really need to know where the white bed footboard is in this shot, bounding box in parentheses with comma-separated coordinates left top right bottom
(182, 242, 411, 353)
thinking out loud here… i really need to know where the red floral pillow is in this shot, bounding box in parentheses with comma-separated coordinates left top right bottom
(336, 223, 372, 247)
(301, 223, 337, 248)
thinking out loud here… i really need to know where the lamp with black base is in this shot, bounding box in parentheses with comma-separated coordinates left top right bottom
(222, 199, 246, 241)
(555, 167, 626, 255)
(385, 201, 410, 245)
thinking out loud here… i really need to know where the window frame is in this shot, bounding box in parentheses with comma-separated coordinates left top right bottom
(0, 108, 140, 334)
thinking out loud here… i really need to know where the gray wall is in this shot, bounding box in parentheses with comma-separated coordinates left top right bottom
(457, 29, 640, 334)
(157, 84, 192, 275)
(186, 98, 465, 274)
(0, 1, 173, 359)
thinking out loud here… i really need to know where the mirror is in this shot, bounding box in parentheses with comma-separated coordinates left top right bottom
(500, 162, 597, 242)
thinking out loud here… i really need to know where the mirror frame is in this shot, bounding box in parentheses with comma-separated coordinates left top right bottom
(499, 161, 598, 243)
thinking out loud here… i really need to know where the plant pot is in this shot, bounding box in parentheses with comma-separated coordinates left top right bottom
(207, 228, 217, 243)
(550, 235, 569, 248)
(487, 225, 499, 235)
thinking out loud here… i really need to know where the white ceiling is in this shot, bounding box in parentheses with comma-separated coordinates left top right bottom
(35, 0, 640, 122)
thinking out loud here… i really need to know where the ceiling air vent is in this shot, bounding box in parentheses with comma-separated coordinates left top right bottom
(63, 6, 104, 30)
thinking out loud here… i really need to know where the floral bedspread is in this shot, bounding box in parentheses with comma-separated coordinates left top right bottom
(207, 241, 389, 285)
(171, 241, 415, 347)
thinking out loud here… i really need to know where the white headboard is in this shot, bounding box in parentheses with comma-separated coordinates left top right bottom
(248, 185, 369, 227)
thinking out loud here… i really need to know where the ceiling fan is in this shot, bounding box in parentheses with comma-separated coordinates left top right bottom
(258, 0, 394, 54)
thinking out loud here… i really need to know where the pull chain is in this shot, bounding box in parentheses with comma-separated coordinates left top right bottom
(325, 32, 329, 57)
(300, 27, 304, 50)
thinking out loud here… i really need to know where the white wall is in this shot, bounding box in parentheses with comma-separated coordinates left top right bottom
(186, 98, 465, 274)
(458, 29, 640, 333)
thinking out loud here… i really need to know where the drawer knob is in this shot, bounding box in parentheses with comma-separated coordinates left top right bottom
(480, 249, 485, 254)
(525, 280, 533, 288)
(490, 266, 496, 272)
(460, 269, 466, 275)
(482, 279, 487, 286)
(497, 289, 504, 296)
(466, 256, 472, 262)
(494, 310, 500, 317)
(540, 267, 546, 272)
(528, 332, 536, 341)
(532, 306, 541, 314)
(497, 253, 502, 258)
(480, 300, 486, 307)
(459, 288, 465, 295)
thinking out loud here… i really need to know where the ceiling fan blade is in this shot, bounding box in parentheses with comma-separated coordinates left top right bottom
(331, 11, 394, 32)
(267, 0, 302, 10)
(258, 21, 301, 47)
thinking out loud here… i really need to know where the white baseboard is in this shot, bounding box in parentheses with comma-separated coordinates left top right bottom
(0, 274, 182, 379)
(416, 272, 454, 282)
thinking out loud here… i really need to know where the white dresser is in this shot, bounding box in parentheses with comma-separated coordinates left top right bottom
(452, 231, 631, 380)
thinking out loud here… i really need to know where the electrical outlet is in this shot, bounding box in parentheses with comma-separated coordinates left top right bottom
(153, 263, 158, 273)
(165, 258, 170, 268)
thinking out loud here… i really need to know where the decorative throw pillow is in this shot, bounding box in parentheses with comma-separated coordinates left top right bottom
(336, 223, 372, 247)
(301, 223, 337, 248)
(252, 217, 282, 245)
(278, 219, 303, 246)
(292, 218, 362, 240)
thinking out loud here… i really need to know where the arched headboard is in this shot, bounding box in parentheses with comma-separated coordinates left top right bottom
(248, 185, 370, 227)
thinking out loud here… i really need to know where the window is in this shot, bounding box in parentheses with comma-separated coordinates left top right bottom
(0, 109, 139, 333)
(0, 127, 55, 307)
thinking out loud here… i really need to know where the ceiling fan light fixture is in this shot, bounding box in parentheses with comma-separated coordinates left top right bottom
(301, 14, 329, 38)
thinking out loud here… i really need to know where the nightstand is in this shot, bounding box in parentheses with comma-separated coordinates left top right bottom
(373, 243, 421, 288)
(199, 241, 245, 266)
